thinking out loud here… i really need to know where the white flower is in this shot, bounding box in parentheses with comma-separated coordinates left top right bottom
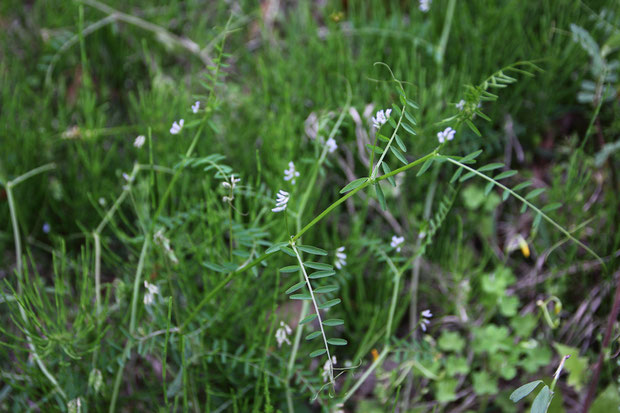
(437, 127, 456, 144)
(122, 172, 134, 183)
(275, 321, 292, 347)
(191, 101, 200, 113)
(221, 174, 241, 203)
(419, 0, 431, 12)
(283, 161, 300, 185)
(420, 308, 432, 331)
(335, 246, 347, 270)
(456, 99, 465, 111)
(222, 174, 241, 190)
(272, 190, 290, 213)
(372, 108, 392, 129)
(322, 356, 337, 382)
(143, 281, 160, 306)
(134, 135, 146, 148)
(390, 235, 405, 252)
(325, 137, 338, 153)
(153, 229, 179, 264)
(98, 197, 106, 206)
(170, 119, 184, 135)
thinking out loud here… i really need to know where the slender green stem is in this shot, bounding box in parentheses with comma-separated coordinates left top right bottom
(294, 151, 436, 242)
(6, 163, 56, 187)
(379, 251, 401, 347)
(370, 105, 405, 179)
(93, 232, 102, 316)
(442, 156, 604, 267)
(129, 239, 150, 334)
(436, 0, 457, 66)
(109, 237, 150, 413)
(342, 346, 390, 403)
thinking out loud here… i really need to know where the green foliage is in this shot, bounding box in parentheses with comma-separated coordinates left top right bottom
(1, 0, 619, 411)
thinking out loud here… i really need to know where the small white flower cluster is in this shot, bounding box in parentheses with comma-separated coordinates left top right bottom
(456, 99, 465, 111)
(191, 101, 200, 114)
(153, 229, 179, 264)
(391, 235, 405, 252)
(420, 309, 432, 331)
(222, 174, 241, 203)
(134, 135, 146, 148)
(419, 0, 431, 12)
(283, 161, 300, 185)
(372, 108, 392, 129)
(437, 127, 456, 144)
(275, 321, 292, 347)
(272, 190, 290, 213)
(334, 246, 347, 270)
(143, 281, 160, 306)
(170, 119, 184, 135)
(322, 356, 337, 382)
